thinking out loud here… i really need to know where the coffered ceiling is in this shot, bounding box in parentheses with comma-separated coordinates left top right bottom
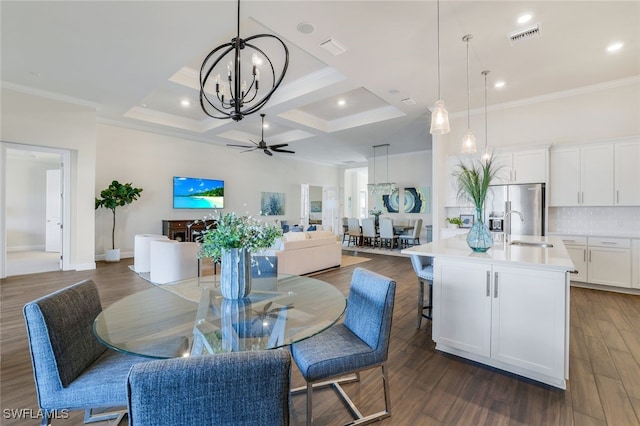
(2, 1, 638, 166)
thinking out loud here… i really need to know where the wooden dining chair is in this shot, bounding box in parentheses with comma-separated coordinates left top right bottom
(399, 218, 423, 247)
(347, 217, 362, 246)
(361, 217, 379, 247)
(379, 218, 398, 249)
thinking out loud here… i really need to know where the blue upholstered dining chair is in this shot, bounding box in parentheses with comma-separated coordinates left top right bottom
(290, 267, 396, 425)
(410, 254, 434, 329)
(127, 350, 292, 426)
(23, 279, 147, 426)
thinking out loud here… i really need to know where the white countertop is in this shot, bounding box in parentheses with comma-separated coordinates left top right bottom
(547, 231, 640, 239)
(402, 234, 575, 272)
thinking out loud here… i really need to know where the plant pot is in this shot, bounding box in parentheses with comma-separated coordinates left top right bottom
(447, 224, 459, 229)
(220, 248, 252, 299)
(104, 248, 121, 263)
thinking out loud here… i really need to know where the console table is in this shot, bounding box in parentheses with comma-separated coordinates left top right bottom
(162, 219, 215, 242)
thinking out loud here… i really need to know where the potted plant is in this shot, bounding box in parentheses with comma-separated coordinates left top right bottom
(453, 155, 500, 252)
(198, 212, 282, 299)
(446, 217, 463, 228)
(95, 180, 143, 262)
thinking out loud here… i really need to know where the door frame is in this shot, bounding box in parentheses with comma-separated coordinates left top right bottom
(0, 142, 71, 277)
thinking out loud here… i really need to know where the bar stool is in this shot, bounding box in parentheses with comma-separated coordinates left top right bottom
(410, 254, 433, 329)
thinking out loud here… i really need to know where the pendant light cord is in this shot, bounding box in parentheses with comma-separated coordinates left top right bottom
(236, 0, 241, 40)
(436, 0, 441, 100)
(465, 36, 471, 128)
(484, 71, 488, 152)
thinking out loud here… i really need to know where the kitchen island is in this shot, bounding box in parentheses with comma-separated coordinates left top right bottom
(402, 234, 575, 389)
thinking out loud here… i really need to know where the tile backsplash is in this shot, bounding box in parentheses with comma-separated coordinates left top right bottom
(548, 206, 640, 236)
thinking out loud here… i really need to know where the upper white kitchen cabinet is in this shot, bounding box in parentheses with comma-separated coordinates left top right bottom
(550, 144, 614, 206)
(614, 141, 640, 206)
(493, 149, 547, 185)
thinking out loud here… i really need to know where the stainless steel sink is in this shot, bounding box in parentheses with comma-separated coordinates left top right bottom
(509, 240, 554, 248)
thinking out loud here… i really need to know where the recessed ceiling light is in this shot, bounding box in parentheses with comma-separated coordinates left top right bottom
(297, 22, 316, 34)
(181, 99, 190, 107)
(494, 81, 506, 89)
(337, 99, 346, 107)
(606, 42, 624, 53)
(517, 14, 532, 24)
(263, 123, 269, 129)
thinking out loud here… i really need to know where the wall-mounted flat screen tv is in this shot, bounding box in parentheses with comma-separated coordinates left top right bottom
(173, 176, 224, 209)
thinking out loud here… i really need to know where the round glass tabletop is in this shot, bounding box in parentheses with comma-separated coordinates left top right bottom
(93, 274, 346, 359)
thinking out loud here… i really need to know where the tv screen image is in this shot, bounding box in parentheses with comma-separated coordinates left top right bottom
(173, 176, 224, 209)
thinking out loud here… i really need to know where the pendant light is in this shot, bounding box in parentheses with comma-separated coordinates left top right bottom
(367, 144, 396, 195)
(481, 70, 491, 161)
(199, 0, 289, 121)
(429, 0, 450, 135)
(461, 34, 477, 154)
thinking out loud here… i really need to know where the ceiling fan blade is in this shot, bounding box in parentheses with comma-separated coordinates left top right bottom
(227, 143, 255, 149)
(271, 148, 295, 154)
(268, 143, 289, 149)
(264, 149, 273, 156)
(241, 147, 258, 153)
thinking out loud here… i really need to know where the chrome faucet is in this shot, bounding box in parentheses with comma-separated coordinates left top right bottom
(504, 210, 524, 243)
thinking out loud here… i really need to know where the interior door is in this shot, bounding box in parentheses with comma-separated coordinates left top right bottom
(322, 186, 338, 234)
(45, 169, 62, 252)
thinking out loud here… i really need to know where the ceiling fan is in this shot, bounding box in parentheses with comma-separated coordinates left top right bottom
(226, 114, 295, 156)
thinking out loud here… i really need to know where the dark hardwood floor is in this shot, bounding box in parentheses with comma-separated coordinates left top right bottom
(2, 252, 639, 425)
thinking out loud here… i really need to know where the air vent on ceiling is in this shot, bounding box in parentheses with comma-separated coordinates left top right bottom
(508, 23, 541, 45)
(320, 38, 347, 56)
(401, 98, 416, 106)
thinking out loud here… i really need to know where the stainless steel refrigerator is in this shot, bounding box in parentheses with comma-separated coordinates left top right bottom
(484, 183, 545, 236)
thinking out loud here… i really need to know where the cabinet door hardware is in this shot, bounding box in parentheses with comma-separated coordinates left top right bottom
(486, 271, 490, 297)
(494, 272, 499, 298)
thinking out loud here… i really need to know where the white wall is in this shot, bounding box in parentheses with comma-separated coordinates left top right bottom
(95, 123, 340, 258)
(1, 88, 97, 271)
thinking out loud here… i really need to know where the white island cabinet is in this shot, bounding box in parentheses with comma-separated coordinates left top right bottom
(403, 235, 574, 389)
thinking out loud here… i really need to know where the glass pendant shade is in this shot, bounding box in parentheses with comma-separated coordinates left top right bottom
(461, 129, 477, 154)
(430, 100, 450, 135)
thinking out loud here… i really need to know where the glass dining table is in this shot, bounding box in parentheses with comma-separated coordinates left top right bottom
(93, 274, 347, 359)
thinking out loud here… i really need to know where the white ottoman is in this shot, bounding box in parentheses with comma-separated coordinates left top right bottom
(134, 234, 169, 273)
(149, 240, 200, 284)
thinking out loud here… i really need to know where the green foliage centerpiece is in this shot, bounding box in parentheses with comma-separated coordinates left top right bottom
(454, 155, 499, 252)
(198, 212, 282, 299)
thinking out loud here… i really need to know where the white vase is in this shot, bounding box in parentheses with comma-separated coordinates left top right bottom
(220, 248, 252, 299)
(104, 248, 121, 262)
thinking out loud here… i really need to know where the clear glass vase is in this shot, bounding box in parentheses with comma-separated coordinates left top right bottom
(466, 208, 493, 252)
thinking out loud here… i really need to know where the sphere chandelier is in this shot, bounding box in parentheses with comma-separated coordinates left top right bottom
(199, 0, 289, 121)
